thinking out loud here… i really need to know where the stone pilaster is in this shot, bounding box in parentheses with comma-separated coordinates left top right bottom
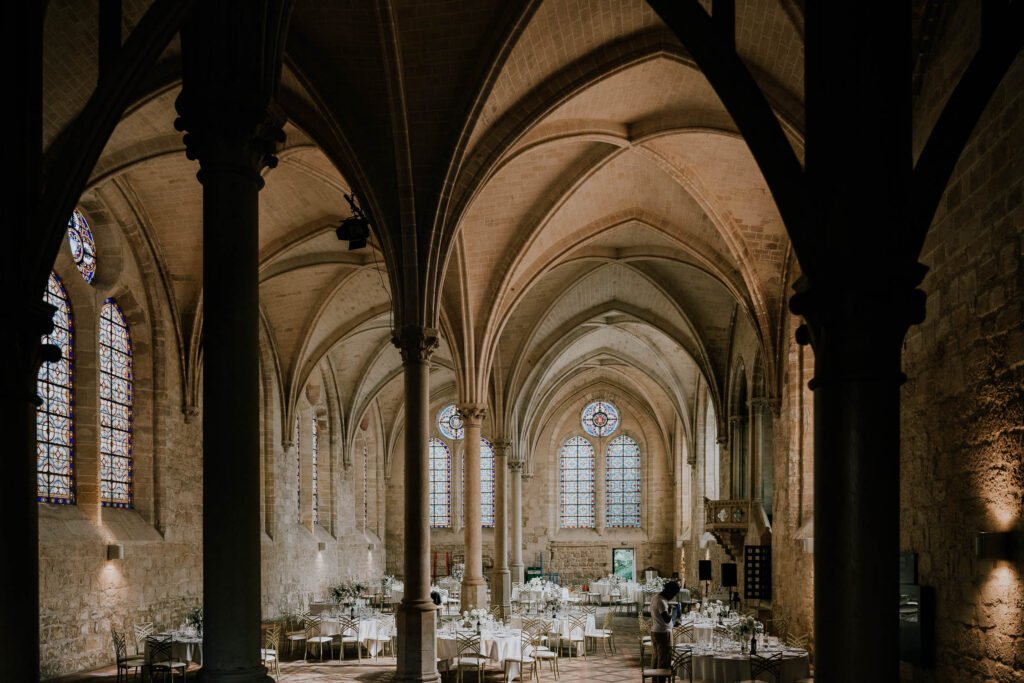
(392, 326, 440, 683)
(174, 3, 290, 681)
(458, 404, 488, 611)
(508, 451, 525, 584)
(490, 441, 511, 617)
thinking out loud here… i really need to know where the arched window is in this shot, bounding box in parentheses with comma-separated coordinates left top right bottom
(311, 417, 319, 525)
(705, 402, 719, 500)
(581, 400, 619, 437)
(67, 209, 97, 284)
(37, 272, 75, 504)
(428, 437, 451, 528)
(605, 435, 641, 527)
(460, 438, 496, 527)
(560, 436, 595, 528)
(294, 414, 301, 518)
(437, 403, 464, 440)
(99, 298, 133, 508)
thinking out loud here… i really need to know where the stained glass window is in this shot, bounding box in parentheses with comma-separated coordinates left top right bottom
(428, 437, 451, 528)
(460, 438, 496, 527)
(362, 445, 369, 531)
(559, 436, 595, 528)
(605, 434, 641, 527)
(99, 298, 132, 508)
(67, 209, 96, 284)
(37, 272, 75, 504)
(437, 404, 464, 440)
(311, 417, 319, 525)
(581, 400, 619, 437)
(295, 415, 301, 518)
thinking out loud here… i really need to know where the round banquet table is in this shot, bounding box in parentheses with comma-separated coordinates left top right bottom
(679, 644, 810, 683)
(318, 615, 394, 656)
(437, 627, 527, 680)
(509, 613, 596, 654)
(590, 580, 642, 604)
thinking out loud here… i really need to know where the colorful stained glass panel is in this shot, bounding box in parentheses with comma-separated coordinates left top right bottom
(67, 209, 96, 284)
(99, 299, 132, 507)
(37, 273, 75, 504)
(559, 436, 595, 528)
(606, 434, 641, 527)
(429, 437, 451, 528)
(581, 401, 619, 437)
(460, 438, 496, 527)
(437, 404, 464, 440)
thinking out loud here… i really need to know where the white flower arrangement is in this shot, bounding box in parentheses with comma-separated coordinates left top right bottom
(381, 575, 396, 591)
(543, 594, 564, 612)
(730, 616, 763, 638)
(527, 577, 546, 588)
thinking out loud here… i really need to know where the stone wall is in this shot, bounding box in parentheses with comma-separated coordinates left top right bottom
(899, 30, 1023, 682)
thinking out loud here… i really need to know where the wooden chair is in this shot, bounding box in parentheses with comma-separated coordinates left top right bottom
(333, 616, 363, 660)
(641, 644, 692, 683)
(303, 615, 333, 661)
(561, 614, 588, 658)
(111, 629, 145, 682)
(502, 629, 537, 683)
(637, 616, 653, 667)
(452, 632, 489, 682)
(738, 651, 784, 683)
(589, 609, 616, 655)
(260, 624, 281, 679)
(147, 636, 188, 682)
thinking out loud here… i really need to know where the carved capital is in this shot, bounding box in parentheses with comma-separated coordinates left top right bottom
(391, 325, 439, 362)
(494, 441, 512, 458)
(457, 403, 487, 425)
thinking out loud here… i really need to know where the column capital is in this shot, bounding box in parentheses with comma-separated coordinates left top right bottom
(457, 403, 487, 425)
(391, 326, 439, 362)
(715, 435, 729, 446)
(507, 449, 526, 472)
(493, 441, 512, 456)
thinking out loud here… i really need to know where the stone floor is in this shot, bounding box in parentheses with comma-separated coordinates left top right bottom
(57, 614, 642, 683)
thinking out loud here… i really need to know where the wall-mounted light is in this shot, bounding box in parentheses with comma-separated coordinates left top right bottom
(368, 544, 375, 551)
(106, 544, 124, 561)
(975, 531, 1016, 561)
(317, 541, 326, 552)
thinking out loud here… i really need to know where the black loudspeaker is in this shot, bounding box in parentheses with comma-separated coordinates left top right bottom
(721, 562, 738, 587)
(698, 560, 712, 581)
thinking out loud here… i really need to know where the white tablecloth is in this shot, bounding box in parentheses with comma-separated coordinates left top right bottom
(145, 635, 203, 666)
(437, 628, 527, 680)
(318, 616, 393, 656)
(590, 580, 641, 603)
(682, 645, 810, 683)
(511, 586, 569, 603)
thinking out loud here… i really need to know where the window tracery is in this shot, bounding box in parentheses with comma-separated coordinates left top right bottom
(559, 435, 595, 528)
(605, 434, 641, 527)
(37, 273, 75, 504)
(99, 298, 132, 507)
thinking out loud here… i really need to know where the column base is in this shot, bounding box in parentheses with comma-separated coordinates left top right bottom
(395, 599, 440, 683)
(490, 569, 511, 616)
(197, 666, 274, 682)
(510, 562, 524, 585)
(460, 577, 489, 612)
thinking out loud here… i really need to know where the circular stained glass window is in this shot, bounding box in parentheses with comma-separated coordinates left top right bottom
(581, 400, 619, 437)
(437, 404, 464, 440)
(67, 209, 96, 284)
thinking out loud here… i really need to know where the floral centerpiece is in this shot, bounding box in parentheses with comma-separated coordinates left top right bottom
(463, 608, 488, 629)
(381, 575, 396, 592)
(730, 616, 764, 653)
(608, 574, 624, 586)
(643, 576, 667, 593)
(527, 576, 547, 589)
(329, 580, 368, 602)
(543, 593, 564, 615)
(450, 563, 465, 582)
(184, 606, 203, 636)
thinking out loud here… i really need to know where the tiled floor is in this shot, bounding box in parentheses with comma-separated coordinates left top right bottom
(58, 614, 643, 682)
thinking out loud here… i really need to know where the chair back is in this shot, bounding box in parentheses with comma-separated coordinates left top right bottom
(566, 614, 588, 639)
(637, 616, 651, 637)
(750, 651, 784, 682)
(337, 616, 360, 638)
(303, 615, 324, 638)
(511, 601, 524, 615)
(785, 631, 809, 649)
(601, 610, 615, 630)
(580, 604, 597, 615)
(111, 629, 128, 661)
(147, 636, 175, 666)
(770, 616, 788, 637)
(132, 622, 154, 654)
(264, 624, 281, 651)
(454, 632, 482, 657)
(488, 604, 505, 622)
(672, 623, 694, 644)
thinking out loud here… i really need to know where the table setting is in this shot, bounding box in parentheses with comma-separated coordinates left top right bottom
(675, 632, 810, 682)
(436, 619, 528, 680)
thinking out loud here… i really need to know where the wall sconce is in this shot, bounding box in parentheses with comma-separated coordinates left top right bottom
(317, 541, 326, 552)
(368, 544, 375, 551)
(975, 531, 1016, 561)
(106, 544, 124, 561)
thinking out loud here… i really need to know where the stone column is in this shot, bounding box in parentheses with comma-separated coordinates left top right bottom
(490, 441, 511, 616)
(175, 3, 288, 681)
(392, 326, 440, 683)
(715, 435, 728, 500)
(749, 398, 771, 502)
(459, 404, 488, 611)
(508, 450, 525, 584)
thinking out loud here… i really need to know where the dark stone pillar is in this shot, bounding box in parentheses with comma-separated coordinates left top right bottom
(392, 326, 441, 683)
(174, 2, 289, 681)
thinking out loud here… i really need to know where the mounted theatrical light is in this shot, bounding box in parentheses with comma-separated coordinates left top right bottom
(336, 193, 371, 250)
(975, 531, 1017, 562)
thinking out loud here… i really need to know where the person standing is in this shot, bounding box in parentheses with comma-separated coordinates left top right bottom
(649, 580, 681, 681)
